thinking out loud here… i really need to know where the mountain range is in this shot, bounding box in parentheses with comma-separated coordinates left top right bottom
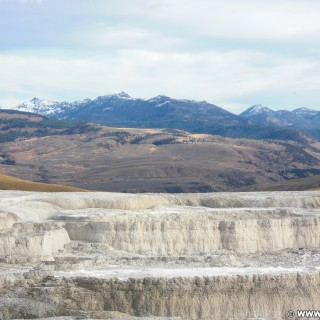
(240, 104, 320, 139)
(15, 93, 311, 142)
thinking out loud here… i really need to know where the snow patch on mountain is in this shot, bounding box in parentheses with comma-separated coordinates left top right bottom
(293, 107, 319, 116)
(15, 92, 142, 119)
(147, 95, 172, 103)
(242, 104, 274, 115)
(97, 92, 134, 101)
(17, 97, 59, 116)
(156, 101, 171, 108)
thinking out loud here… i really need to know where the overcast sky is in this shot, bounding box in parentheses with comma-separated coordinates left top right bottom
(1, 0, 320, 113)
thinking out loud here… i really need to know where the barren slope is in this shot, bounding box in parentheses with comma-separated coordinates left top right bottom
(0, 173, 85, 192)
(1, 126, 320, 192)
(239, 174, 320, 191)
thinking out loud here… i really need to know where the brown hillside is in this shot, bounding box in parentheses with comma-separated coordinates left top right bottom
(0, 173, 86, 192)
(2, 125, 320, 193)
(238, 175, 320, 192)
(2, 107, 320, 193)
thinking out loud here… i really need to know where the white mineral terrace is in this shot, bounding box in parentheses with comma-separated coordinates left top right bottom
(57, 265, 316, 280)
(1, 190, 320, 319)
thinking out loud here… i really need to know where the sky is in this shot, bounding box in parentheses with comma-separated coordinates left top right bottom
(1, 0, 320, 114)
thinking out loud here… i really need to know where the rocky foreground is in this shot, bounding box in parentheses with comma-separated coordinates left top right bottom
(1, 191, 320, 319)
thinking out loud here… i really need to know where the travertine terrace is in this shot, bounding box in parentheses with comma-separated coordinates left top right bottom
(1, 191, 320, 319)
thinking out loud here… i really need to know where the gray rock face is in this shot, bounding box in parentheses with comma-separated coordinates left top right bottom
(1, 191, 320, 319)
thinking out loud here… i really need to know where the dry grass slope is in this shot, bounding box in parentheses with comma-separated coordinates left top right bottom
(238, 174, 320, 192)
(2, 121, 320, 192)
(0, 173, 86, 192)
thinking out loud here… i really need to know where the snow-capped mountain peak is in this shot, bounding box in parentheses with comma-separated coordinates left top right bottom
(16, 92, 138, 117)
(17, 97, 59, 116)
(147, 95, 172, 103)
(30, 97, 57, 105)
(97, 92, 133, 100)
(113, 91, 132, 99)
(292, 107, 319, 116)
(240, 103, 320, 136)
(19, 97, 57, 108)
(241, 104, 274, 116)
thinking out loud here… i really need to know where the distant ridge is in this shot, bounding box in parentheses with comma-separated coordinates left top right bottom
(240, 104, 320, 139)
(15, 93, 306, 142)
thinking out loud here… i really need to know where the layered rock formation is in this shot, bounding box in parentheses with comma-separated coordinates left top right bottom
(1, 191, 320, 319)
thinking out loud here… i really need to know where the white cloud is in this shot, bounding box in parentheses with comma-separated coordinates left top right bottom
(1, 0, 320, 111)
(91, 0, 320, 42)
(179, 0, 320, 40)
(74, 26, 186, 51)
(1, 49, 320, 112)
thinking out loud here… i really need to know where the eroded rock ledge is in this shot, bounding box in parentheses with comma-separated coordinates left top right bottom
(1, 191, 320, 319)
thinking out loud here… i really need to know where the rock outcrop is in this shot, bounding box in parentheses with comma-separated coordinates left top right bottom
(1, 191, 320, 319)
